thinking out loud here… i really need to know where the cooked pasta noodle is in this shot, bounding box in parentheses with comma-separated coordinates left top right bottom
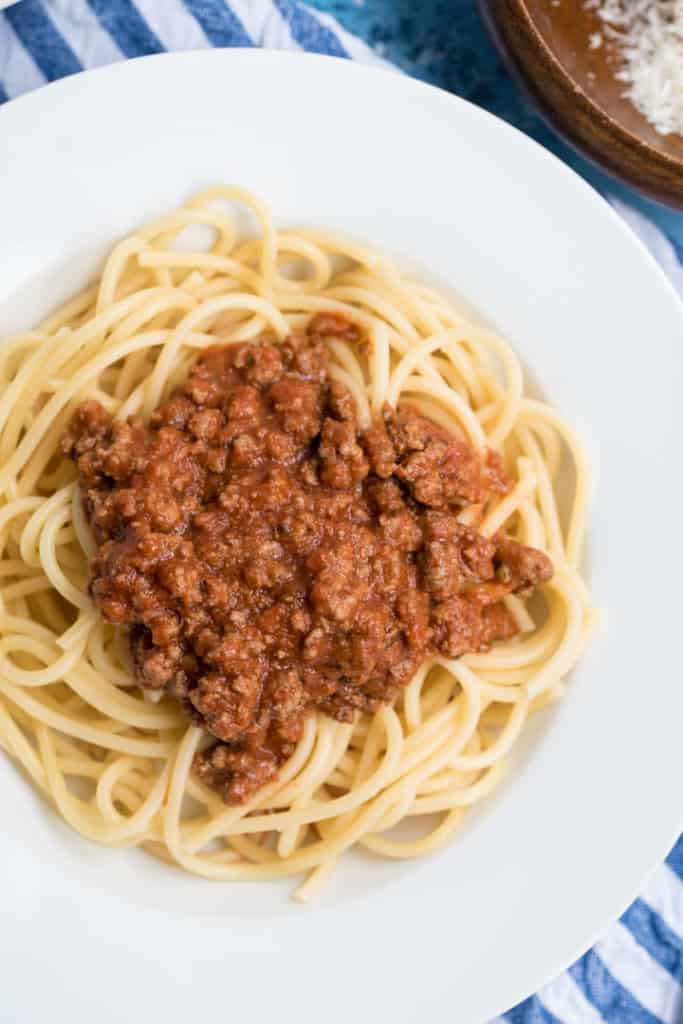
(0, 187, 593, 900)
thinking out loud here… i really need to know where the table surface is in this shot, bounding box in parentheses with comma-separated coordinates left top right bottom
(310, 0, 683, 250)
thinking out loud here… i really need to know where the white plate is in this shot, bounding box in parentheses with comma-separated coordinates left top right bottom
(0, 50, 682, 1024)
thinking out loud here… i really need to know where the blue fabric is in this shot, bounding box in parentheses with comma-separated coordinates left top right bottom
(504, 999, 564, 1024)
(569, 954, 664, 1024)
(668, 834, 683, 880)
(622, 901, 683, 983)
(179, 0, 252, 49)
(0, 4, 682, 1022)
(86, 0, 163, 56)
(273, 0, 349, 57)
(4, 0, 81, 78)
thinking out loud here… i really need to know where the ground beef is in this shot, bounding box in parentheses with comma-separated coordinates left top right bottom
(63, 314, 553, 803)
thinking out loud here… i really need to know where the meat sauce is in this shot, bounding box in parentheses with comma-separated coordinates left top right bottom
(63, 314, 552, 803)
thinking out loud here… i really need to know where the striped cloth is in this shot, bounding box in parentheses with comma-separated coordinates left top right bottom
(0, 3, 682, 1021)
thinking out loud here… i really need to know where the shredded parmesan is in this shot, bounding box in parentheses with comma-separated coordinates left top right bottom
(586, 0, 683, 136)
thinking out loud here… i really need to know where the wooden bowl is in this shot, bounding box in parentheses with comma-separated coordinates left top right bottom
(478, 0, 683, 209)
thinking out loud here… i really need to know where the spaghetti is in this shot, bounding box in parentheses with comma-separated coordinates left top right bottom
(0, 187, 593, 900)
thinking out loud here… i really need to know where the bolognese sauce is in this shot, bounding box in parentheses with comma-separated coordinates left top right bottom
(63, 314, 552, 803)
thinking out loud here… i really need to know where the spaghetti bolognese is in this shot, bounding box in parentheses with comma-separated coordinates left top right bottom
(0, 187, 592, 900)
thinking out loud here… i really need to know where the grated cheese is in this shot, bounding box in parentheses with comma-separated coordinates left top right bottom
(585, 0, 683, 136)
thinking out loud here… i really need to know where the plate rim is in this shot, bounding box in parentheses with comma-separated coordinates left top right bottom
(0, 48, 682, 1024)
(1, 45, 682, 314)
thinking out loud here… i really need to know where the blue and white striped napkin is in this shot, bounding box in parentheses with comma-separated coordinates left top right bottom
(0, 3, 682, 1021)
